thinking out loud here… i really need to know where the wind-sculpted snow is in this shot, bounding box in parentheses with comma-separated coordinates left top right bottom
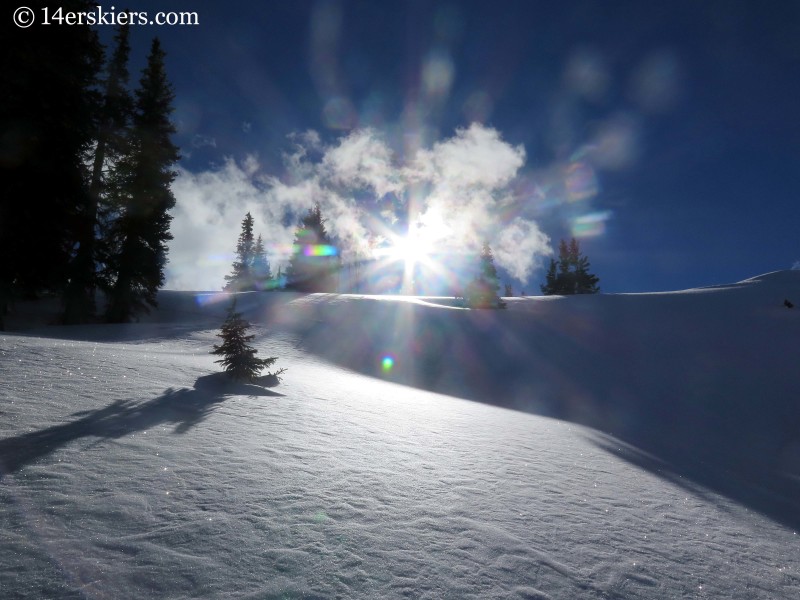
(275, 273, 800, 527)
(1, 272, 799, 598)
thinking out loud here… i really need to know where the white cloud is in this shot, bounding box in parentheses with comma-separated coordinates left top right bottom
(167, 158, 291, 291)
(407, 123, 525, 189)
(166, 124, 550, 290)
(494, 218, 551, 281)
(321, 129, 402, 197)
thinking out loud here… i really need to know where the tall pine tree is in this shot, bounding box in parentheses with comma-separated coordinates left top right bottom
(251, 234, 274, 290)
(63, 24, 133, 323)
(1, 0, 102, 326)
(223, 213, 256, 292)
(285, 203, 340, 292)
(540, 237, 599, 295)
(106, 38, 179, 323)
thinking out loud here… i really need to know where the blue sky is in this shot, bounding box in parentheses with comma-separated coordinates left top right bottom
(110, 0, 799, 292)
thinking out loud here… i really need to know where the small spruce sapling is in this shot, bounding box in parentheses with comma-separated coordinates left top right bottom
(211, 298, 286, 382)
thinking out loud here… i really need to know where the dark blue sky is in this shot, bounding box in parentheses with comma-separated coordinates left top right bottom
(112, 0, 799, 292)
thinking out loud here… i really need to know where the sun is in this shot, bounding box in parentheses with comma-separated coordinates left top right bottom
(367, 210, 453, 294)
(383, 234, 432, 267)
(382, 211, 452, 269)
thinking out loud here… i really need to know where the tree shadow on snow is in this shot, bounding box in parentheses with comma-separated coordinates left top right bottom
(0, 373, 283, 476)
(587, 431, 800, 531)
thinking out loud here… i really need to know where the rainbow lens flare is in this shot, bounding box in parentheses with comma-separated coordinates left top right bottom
(571, 210, 612, 238)
(381, 355, 395, 373)
(297, 244, 338, 257)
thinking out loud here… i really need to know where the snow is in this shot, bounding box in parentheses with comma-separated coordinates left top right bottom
(2, 272, 800, 598)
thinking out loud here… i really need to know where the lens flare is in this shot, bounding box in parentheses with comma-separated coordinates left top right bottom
(194, 292, 229, 306)
(565, 161, 598, 202)
(571, 210, 612, 238)
(297, 244, 338, 257)
(381, 355, 395, 373)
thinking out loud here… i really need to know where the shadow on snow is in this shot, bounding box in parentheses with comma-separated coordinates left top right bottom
(0, 373, 282, 477)
(288, 284, 800, 530)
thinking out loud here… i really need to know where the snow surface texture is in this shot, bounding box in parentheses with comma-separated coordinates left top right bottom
(1, 271, 799, 599)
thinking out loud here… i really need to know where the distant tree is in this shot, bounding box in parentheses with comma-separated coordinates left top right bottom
(542, 255, 561, 295)
(541, 238, 600, 295)
(465, 243, 506, 309)
(64, 24, 134, 323)
(106, 38, 179, 322)
(223, 213, 256, 292)
(211, 298, 285, 382)
(284, 203, 340, 292)
(251, 234, 274, 290)
(504, 283, 513, 297)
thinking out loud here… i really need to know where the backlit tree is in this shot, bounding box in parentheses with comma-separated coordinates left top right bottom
(541, 238, 599, 295)
(284, 203, 340, 292)
(211, 299, 285, 382)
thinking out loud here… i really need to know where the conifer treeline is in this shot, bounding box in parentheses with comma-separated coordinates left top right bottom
(223, 203, 340, 294)
(1, 6, 179, 327)
(225, 206, 600, 304)
(540, 238, 600, 295)
(224, 213, 275, 292)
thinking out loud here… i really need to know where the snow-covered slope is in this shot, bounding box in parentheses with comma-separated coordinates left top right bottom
(2, 272, 799, 598)
(280, 271, 800, 526)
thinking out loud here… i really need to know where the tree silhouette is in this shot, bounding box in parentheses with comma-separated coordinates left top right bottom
(223, 213, 256, 292)
(465, 243, 506, 308)
(1, 0, 102, 323)
(251, 234, 274, 290)
(106, 38, 179, 322)
(211, 299, 285, 382)
(541, 238, 599, 295)
(285, 203, 340, 292)
(64, 24, 134, 323)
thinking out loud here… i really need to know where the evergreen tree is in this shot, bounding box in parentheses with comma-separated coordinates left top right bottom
(223, 213, 256, 292)
(1, 0, 102, 324)
(556, 239, 575, 293)
(284, 203, 340, 292)
(464, 243, 506, 309)
(251, 234, 274, 290)
(64, 24, 133, 323)
(542, 257, 559, 295)
(106, 38, 179, 323)
(504, 283, 513, 297)
(540, 237, 600, 295)
(572, 238, 600, 294)
(211, 299, 285, 382)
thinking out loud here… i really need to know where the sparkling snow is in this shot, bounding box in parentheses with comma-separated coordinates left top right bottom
(1, 272, 799, 598)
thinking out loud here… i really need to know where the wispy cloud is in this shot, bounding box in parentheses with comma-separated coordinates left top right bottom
(166, 123, 551, 290)
(191, 134, 217, 149)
